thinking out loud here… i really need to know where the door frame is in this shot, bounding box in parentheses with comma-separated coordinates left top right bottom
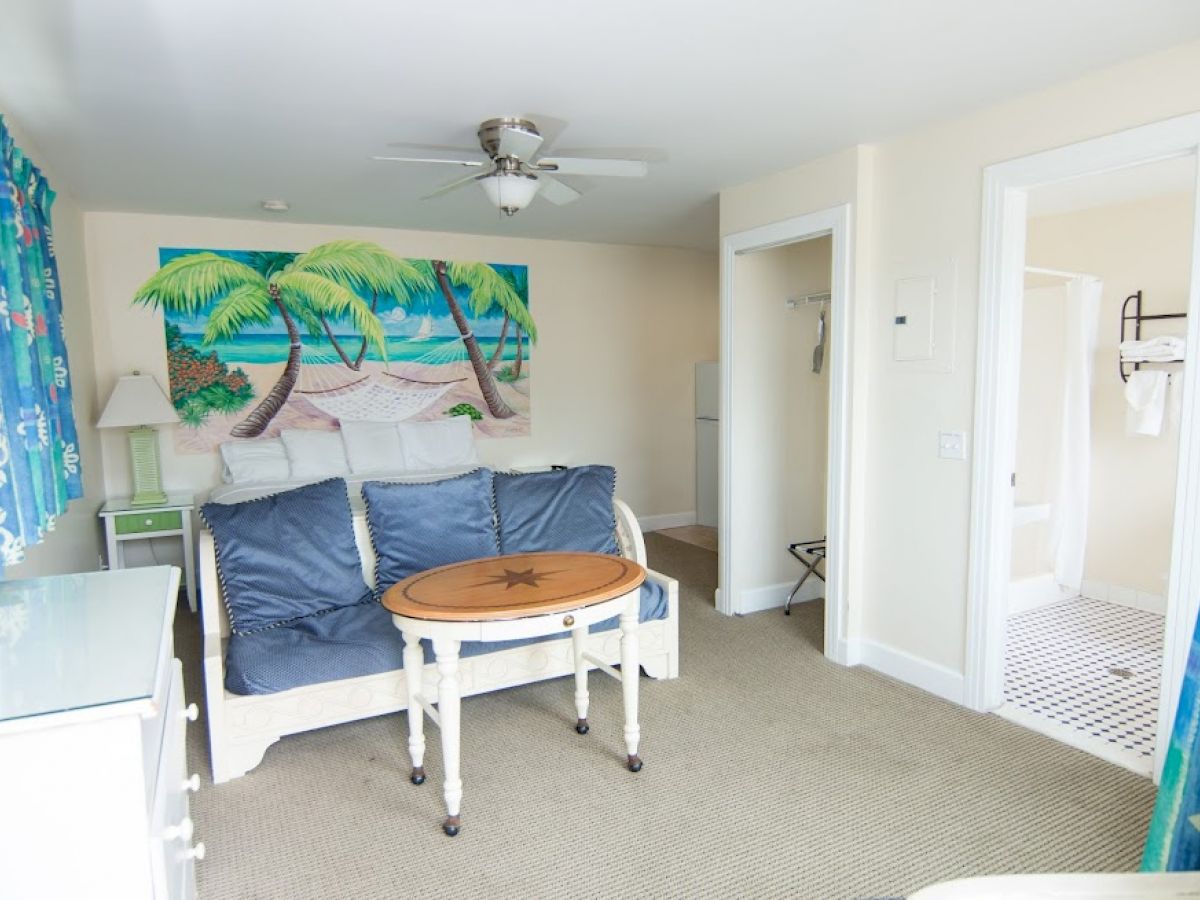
(966, 111, 1200, 780)
(718, 203, 854, 665)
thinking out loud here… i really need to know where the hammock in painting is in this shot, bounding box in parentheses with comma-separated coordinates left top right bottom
(296, 375, 454, 422)
(294, 344, 457, 422)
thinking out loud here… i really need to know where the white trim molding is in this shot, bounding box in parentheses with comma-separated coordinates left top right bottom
(967, 111, 1200, 783)
(719, 203, 855, 667)
(738, 578, 824, 615)
(637, 512, 697, 533)
(855, 639, 965, 706)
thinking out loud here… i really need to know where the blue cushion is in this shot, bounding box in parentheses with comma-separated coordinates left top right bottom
(224, 581, 669, 696)
(225, 600, 402, 695)
(362, 469, 499, 595)
(201, 478, 371, 635)
(493, 465, 618, 555)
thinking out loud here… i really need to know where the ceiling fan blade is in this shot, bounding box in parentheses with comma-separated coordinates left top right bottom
(537, 175, 582, 206)
(497, 124, 544, 161)
(535, 157, 648, 177)
(422, 170, 488, 200)
(372, 155, 485, 167)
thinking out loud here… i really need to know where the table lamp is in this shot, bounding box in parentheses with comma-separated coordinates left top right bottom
(97, 372, 180, 507)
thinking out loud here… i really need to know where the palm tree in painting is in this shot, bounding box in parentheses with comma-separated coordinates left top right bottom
(487, 266, 530, 371)
(425, 260, 536, 419)
(135, 240, 423, 437)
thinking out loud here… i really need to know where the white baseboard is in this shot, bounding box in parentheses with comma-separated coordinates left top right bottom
(1008, 573, 1073, 615)
(852, 638, 965, 705)
(737, 578, 822, 615)
(640, 511, 697, 532)
(1080, 578, 1166, 615)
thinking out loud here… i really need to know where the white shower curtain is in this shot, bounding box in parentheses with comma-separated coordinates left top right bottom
(1049, 276, 1103, 591)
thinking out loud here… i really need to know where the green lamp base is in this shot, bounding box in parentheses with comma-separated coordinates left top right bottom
(127, 426, 168, 508)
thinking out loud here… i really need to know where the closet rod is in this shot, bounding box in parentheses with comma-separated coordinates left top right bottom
(1024, 265, 1095, 279)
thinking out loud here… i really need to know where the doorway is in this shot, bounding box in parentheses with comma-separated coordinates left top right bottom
(967, 113, 1200, 782)
(997, 158, 1193, 775)
(718, 205, 854, 665)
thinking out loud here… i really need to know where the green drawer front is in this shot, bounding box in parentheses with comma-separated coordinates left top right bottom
(115, 510, 182, 535)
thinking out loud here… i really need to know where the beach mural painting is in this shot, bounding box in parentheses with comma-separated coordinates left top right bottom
(133, 241, 533, 454)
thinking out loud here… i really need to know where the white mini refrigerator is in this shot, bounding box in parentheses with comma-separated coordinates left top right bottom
(695, 361, 719, 528)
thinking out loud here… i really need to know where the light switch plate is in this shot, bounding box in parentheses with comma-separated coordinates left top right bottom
(938, 430, 966, 460)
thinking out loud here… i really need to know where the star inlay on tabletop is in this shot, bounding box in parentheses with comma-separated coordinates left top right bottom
(478, 567, 563, 590)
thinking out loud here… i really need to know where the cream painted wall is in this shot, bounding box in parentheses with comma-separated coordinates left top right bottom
(1024, 190, 1193, 596)
(1011, 284, 1067, 579)
(728, 237, 832, 598)
(785, 238, 832, 550)
(83, 212, 717, 522)
(720, 39, 1200, 678)
(4, 117, 105, 578)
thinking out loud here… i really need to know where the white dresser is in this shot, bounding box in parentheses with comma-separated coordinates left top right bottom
(0, 566, 201, 899)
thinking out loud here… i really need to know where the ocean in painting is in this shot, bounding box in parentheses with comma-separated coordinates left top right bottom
(185, 332, 524, 366)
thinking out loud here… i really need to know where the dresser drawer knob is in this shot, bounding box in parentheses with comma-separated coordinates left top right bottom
(183, 773, 200, 793)
(563, 614, 575, 627)
(186, 842, 206, 862)
(183, 703, 199, 722)
(144, 518, 154, 526)
(164, 816, 193, 843)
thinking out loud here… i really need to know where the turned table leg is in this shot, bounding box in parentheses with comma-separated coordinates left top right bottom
(619, 601, 642, 772)
(433, 637, 463, 836)
(402, 631, 426, 785)
(571, 625, 590, 734)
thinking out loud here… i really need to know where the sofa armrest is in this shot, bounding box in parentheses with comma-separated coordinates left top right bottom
(613, 498, 647, 566)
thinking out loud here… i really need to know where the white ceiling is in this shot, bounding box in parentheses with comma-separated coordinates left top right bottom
(1027, 154, 1196, 217)
(3, 2, 1200, 250)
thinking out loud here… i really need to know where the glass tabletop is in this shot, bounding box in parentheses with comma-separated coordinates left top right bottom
(0, 567, 174, 723)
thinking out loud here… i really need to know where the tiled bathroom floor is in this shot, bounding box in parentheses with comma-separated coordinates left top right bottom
(998, 597, 1164, 776)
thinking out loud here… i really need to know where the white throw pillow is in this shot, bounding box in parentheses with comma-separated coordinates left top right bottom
(397, 416, 480, 472)
(218, 438, 290, 484)
(340, 420, 405, 475)
(279, 429, 351, 480)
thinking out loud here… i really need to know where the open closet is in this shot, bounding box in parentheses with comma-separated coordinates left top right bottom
(999, 157, 1193, 775)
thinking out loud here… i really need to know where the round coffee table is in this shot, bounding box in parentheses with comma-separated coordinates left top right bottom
(381, 551, 647, 836)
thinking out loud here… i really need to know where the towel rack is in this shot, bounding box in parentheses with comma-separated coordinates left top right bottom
(1119, 290, 1187, 383)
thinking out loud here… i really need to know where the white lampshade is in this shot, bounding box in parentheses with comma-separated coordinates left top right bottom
(97, 374, 180, 428)
(479, 172, 541, 215)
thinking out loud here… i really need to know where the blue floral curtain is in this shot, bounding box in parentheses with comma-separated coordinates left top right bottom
(0, 116, 83, 571)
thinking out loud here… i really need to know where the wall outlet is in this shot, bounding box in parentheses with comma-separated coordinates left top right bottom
(938, 430, 966, 460)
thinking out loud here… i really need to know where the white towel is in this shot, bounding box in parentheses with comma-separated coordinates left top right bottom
(1125, 370, 1169, 436)
(1120, 336, 1186, 362)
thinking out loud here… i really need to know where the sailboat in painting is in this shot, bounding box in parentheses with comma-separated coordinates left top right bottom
(407, 314, 434, 341)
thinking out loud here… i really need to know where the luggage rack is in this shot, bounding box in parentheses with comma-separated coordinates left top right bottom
(1120, 290, 1186, 383)
(784, 538, 826, 615)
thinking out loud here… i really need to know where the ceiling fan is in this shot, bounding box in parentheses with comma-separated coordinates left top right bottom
(372, 117, 650, 216)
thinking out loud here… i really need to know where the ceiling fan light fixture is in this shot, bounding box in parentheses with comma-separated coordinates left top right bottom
(479, 171, 540, 216)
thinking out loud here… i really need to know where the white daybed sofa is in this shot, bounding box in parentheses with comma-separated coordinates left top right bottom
(198, 473, 680, 784)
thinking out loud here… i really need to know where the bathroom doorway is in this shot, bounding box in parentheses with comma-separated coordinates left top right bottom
(968, 113, 1200, 783)
(1000, 157, 1194, 775)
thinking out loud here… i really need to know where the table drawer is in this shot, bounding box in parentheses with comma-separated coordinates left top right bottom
(117, 510, 183, 535)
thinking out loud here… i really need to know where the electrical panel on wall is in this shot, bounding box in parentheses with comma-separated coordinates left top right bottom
(891, 259, 958, 373)
(893, 276, 936, 361)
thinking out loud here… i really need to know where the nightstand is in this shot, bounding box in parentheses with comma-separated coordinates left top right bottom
(100, 492, 197, 612)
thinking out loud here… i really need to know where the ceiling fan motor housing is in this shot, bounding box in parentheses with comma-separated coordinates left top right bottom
(478, 117, 541, 160)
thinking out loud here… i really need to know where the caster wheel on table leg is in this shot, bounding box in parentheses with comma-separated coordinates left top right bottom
(627, 754, 643, 773)
(442, 816, 461, 837)
(575, 718, 590, 735)
(410, 767, 426, 785)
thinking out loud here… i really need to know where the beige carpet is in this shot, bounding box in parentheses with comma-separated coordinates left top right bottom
(179, 535, 1155, 900)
